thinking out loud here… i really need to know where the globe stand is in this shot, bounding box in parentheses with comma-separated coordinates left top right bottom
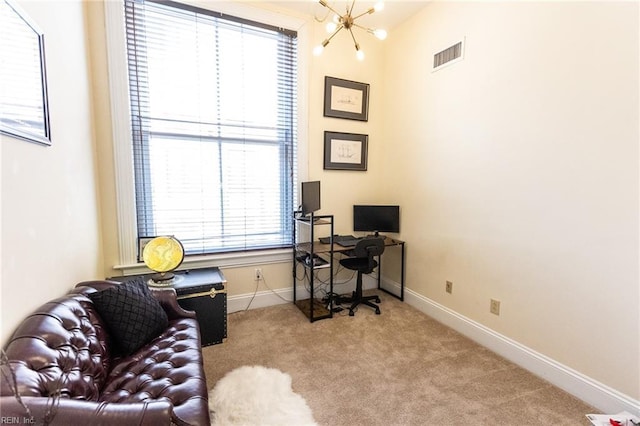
(142, 236, 185, 288)
(157, 271, 176, 280)
(147, 272, 185, 287)
(149, 272, 174, 286)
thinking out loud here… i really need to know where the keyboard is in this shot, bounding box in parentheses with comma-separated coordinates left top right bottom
(336, 237, 364, 247)
(319, 235, 356, 244)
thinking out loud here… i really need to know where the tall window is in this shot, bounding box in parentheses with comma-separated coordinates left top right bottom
(124, 0, 297, 255)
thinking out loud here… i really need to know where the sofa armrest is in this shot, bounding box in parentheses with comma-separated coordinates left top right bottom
(75, 280, 122, 293)
(149, 287, 197, 320)
(0, 396, 174, 426)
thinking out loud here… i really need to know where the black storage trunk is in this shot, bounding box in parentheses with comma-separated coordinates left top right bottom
(109, 268, 227, 347)
(173, 269, 227, 346)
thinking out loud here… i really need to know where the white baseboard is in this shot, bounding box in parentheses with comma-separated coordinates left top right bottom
(226, 277, 639, 416)
(403, 287, 640, 417)
(228, 288, 291, 313)
(227, 276, 378, 313)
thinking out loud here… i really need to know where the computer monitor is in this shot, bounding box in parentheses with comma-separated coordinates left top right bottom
(353, 205, 400, 234)
(301, 181, 321, 216)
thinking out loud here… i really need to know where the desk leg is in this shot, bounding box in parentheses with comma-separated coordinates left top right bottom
(377, 242, 405, 301)
(400, 242, 405, 301)
(377, 254, 382, 292)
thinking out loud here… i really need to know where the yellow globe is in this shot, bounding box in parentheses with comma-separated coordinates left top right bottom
(142, 236, 184, 273)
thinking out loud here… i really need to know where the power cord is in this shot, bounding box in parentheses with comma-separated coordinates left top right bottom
(260, 273, 289, 303)
(244, 275, 260, 311)
(246, 269, 290, 311)
(1, 349, 32, 419)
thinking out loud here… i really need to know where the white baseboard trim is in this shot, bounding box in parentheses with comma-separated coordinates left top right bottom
(228, 287, 292, 313)
(226, 277, 639, 416)
(404, 288, 640, 416)
(227, 276, 378, 314)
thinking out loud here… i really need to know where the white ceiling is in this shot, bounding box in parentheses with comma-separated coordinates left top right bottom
(269, 1, 429, 31)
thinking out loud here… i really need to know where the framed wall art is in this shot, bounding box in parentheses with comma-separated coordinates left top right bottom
(0, 0, 51, 146)
(323, 131, 368, 171)
(323, 76, 369, 121)
(137, 236, 156, 262)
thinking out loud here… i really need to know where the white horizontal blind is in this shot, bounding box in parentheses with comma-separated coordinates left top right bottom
(124, 0, 297, 255)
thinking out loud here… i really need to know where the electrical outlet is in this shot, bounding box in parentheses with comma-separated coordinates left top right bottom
(490, 299, 501, 316)
(254, 268, 263, 281)
(446, 281, 453, 294)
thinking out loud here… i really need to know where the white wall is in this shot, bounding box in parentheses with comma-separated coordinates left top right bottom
(306, 15, 388, 234)
(88, 0, 389, 296)
(382, 0, 639, 402)
(3, 0, 637, 412)
(1, 0, 103, 343)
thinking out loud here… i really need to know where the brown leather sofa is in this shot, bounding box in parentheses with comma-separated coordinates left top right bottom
(0, 280, 210, 426)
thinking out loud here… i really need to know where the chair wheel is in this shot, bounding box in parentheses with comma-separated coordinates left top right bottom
(375, 309, 381, 315)
(349, 310, 355, 316)
(375, 298, 381, 303)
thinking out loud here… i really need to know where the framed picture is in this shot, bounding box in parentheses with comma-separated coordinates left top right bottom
(0, 0, 51, 146)
(138, 236, 156, 262)
(324, 131, 368, 171)
(323, 76, 369, 121)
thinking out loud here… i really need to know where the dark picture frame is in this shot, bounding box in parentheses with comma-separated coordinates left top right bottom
(137, 236, 156, 262)
(323, 76, 369, 121)
(323, 131, 368, 171)
(0, 0, 51, 146)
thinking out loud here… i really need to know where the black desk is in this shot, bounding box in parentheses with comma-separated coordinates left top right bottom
(299, 237, 406, 301)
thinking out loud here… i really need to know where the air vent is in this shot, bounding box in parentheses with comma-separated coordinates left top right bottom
(433, 40, 464, 71)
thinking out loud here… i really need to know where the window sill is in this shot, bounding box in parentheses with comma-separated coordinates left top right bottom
(112, 247, 292, 276)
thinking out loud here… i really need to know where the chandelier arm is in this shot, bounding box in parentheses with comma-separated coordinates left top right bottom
(348, 27, 360, 50)
(318, 0, 343, 19)
(351, 7, 376, 21)
(352, 22, 370, 31)
(348, 0, 356, 17)
(326, 24, 345, 44)
(352, 22, 377, 33)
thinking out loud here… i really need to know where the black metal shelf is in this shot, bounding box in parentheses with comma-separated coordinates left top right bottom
(292, 211, 334, 322)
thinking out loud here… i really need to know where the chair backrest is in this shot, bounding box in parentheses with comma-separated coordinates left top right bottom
(353, 237, 386, 260)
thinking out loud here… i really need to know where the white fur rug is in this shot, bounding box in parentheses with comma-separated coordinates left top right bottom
(209, 365, 317, 426)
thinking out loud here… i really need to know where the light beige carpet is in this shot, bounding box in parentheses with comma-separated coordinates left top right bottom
(203, 292, 597, 425)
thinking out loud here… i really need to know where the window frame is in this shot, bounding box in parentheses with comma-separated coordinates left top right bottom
(104, 0, 309, 274)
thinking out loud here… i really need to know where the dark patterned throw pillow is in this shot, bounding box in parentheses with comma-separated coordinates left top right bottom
(89, 277, 168, 356)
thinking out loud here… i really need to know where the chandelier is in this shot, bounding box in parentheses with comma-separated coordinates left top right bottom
(313, 1, 387, 61)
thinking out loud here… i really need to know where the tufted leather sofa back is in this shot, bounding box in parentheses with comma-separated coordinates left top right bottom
(1, 291, 112, 401)
(1, 282, 210, 426)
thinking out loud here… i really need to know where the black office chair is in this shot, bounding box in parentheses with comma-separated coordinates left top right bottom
(338, 237, 385, 316)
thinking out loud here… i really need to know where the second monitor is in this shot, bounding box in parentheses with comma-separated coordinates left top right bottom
(353, 205, 400, 235)
(301, 180, 321, 217)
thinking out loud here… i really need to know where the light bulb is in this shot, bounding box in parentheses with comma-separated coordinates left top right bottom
(374, 1, 384, 12)
(373, 29, 387, 40)
(326, 22, 337, 33)
(313, 45, 324, 56)
(356, 49, 365, 61)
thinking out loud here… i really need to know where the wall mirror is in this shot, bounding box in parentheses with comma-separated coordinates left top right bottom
(0, 0, 51, 146)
